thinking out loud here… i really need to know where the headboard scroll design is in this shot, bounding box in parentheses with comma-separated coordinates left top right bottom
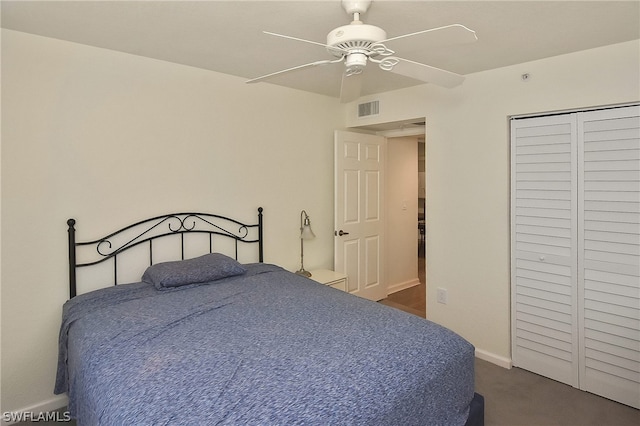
(67, 208, 264, 298)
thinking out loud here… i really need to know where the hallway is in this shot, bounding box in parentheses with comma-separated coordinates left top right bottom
(379, 253, 426, 318)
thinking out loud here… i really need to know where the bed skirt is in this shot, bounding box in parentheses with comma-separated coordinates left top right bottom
(465, 392, 485, 426)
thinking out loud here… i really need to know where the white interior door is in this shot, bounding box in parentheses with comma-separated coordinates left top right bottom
(334, 130, 386, 301)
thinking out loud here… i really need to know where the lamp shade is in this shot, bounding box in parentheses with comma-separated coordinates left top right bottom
(301, 223, 316, 240)
(300, 211, 316, 240)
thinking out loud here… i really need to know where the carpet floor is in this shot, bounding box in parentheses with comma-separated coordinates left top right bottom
(476, 357, 639, 425)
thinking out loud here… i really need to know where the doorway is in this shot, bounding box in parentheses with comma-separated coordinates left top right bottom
(345, 118, 426, 317)
(379, 133, 426, 317)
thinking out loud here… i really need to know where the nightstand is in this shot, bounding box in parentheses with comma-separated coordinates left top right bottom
(309, 269, 347, 291)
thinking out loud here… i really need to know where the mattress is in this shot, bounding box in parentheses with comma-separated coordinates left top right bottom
(56, 263, 476, 425)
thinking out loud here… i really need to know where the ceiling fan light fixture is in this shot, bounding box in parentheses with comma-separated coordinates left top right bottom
(345, 52, 368, 69)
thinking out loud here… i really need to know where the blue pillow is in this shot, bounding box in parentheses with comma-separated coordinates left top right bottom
(142, 253, 247, 290)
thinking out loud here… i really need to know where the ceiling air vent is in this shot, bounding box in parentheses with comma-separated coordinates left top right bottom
(358, 100, 379, 118)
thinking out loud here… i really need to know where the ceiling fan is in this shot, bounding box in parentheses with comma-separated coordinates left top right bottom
(246, 0, 478, 103)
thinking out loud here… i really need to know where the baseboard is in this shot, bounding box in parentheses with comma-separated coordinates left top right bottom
(475, 348, 513, 369)
(386, 277, 421, 295)
(1, 395, 68, 426)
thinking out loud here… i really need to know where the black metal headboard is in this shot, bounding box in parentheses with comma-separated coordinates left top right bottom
(67, 207, 263, 298)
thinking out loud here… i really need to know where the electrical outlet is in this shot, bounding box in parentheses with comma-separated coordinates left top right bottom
(437, 288, 448, 304)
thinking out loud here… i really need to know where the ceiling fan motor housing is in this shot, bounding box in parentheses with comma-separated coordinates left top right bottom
(326, 24, 387, 56)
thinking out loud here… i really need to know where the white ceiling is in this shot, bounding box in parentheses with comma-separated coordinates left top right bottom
(2, 1, 639, 99)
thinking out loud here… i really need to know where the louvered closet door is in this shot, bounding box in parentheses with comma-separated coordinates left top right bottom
(511, 114, 579, 387)
(578, 106, 640, 409)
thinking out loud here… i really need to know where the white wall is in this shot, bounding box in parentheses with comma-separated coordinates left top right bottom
(1, 29, 343, 413)
(386, 136, 419, 293)
(346, 40, 640, 366)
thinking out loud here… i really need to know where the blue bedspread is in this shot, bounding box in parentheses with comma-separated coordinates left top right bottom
(55, 264, 475, 425)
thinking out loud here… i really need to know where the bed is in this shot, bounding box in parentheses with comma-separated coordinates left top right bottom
(55, 208, 484, 425)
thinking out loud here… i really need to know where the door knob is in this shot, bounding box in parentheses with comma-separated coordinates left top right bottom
(336, 230, 350, 236)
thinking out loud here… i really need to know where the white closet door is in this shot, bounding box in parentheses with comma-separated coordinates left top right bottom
(578, 105, 640, 409)
(511, 114, 579, 387)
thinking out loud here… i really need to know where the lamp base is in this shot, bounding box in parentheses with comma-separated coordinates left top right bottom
(295, 269, 312, 277)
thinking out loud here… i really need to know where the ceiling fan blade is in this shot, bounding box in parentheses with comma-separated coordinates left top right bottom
(389, 57, 465, 88)
(380, 24, 477, 48)
(340, 72, 363, 103)
(263, 31, 347, 56)
(246, 59, 341, 84)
